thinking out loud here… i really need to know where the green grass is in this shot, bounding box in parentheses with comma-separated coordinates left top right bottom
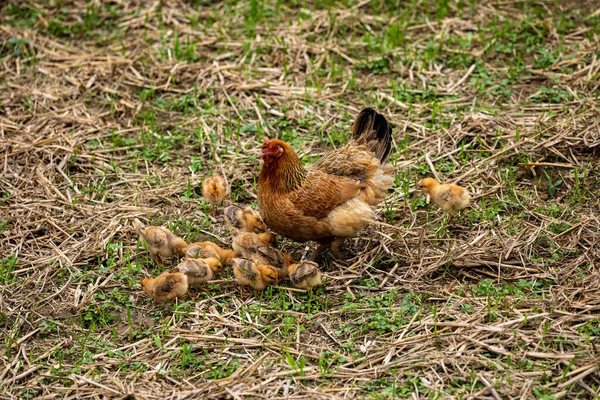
(1, 0, 599, 398)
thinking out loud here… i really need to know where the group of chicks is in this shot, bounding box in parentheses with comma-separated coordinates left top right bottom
(138, 179, 323, 302)
(139, 169, 470, 303)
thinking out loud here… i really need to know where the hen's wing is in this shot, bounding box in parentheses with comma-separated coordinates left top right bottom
(313, 145, 376, 179)
(312, 107, 391, 181)
(287, 171, 365, 219)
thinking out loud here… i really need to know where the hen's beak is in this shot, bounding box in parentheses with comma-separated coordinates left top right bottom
(262, 137, 270, 145)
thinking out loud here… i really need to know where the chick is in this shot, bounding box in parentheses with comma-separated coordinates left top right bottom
(135, 221, 188, 267)
(174, 257, 221, 287)
(183, 241, 236, 266)
(202, 175, 229, 216)
(224, 204, 267, 233)
(228, 258, 278, 291)
(288, 261, 323, 290)
(248, 246, 294, 280)
(231, 230, 292, 279)
(141, 272, 188, 302)
(417, 177, 471, 216)
(258, 232, 277, 248)
(231, 230, 274, 255)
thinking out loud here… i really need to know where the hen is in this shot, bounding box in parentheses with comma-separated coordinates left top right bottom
(258, 108, 394, 260)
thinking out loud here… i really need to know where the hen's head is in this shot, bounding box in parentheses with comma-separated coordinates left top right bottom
(261, 137, 288, 164)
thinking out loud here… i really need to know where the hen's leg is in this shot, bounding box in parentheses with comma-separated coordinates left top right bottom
(308, 243, 331, 262)
(330, 238, 350, 260)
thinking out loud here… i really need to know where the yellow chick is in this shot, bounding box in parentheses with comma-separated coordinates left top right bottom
(228, 258, 278, 291)
(288, 261, 323, 290)
(231, 230, 274, 255)
(231, 230, 292, 279)
(135, 221, 188, 267)
(141, 272, 188, 302)
(258, 232, 277, 248)
(417, 177, 471, 216)
(248, 246, 293, 280)
(202, 175, 229, 216)
(174, 257, 221, 287)
(183, 241, 236, 266)
(224, 204, 267, 233)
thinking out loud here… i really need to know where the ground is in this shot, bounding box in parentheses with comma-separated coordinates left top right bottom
(1, 0, 600, 398)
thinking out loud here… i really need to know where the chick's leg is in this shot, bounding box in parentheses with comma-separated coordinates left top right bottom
(152, 254, 164, 268)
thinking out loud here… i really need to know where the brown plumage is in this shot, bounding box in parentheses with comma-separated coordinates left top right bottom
(174, 257, 221, 287)
(257, 108, 394, 260)
(135, 220, 188, 267)
(183, 241, 236, 266)
(202, 175, 229, 216)
(288, 261, 323, 290)
(228, 258, 278, 291)
(141, 272, 188, 302)
(224, 204, 268, 233)
(417, 178, 471, 216)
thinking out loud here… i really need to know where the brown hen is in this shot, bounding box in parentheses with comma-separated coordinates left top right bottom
(257, 108, 394, 260)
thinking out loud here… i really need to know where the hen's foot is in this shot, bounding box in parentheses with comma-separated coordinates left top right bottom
(330, 238, 351, 260)
(307, 244, 330, 262)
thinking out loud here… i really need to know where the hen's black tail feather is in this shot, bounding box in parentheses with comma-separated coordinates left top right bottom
(351, 108, 393, 164)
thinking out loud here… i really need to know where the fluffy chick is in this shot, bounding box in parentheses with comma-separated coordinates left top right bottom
(183, 241, 236, 266)
(202, 175, 229, 216)
(417, 177, 471, 216)
(223, 204, 268, 233)
(141, 272, 188, 302)
(228, 258, 278, 291)
(175, 257, 221, 287)
(258, 232, 277, 248)
(288, 261, 323, 290)
(231, 230, 274, 255)
(231, 230, 292, 279)
(135, 221, 188, 267)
